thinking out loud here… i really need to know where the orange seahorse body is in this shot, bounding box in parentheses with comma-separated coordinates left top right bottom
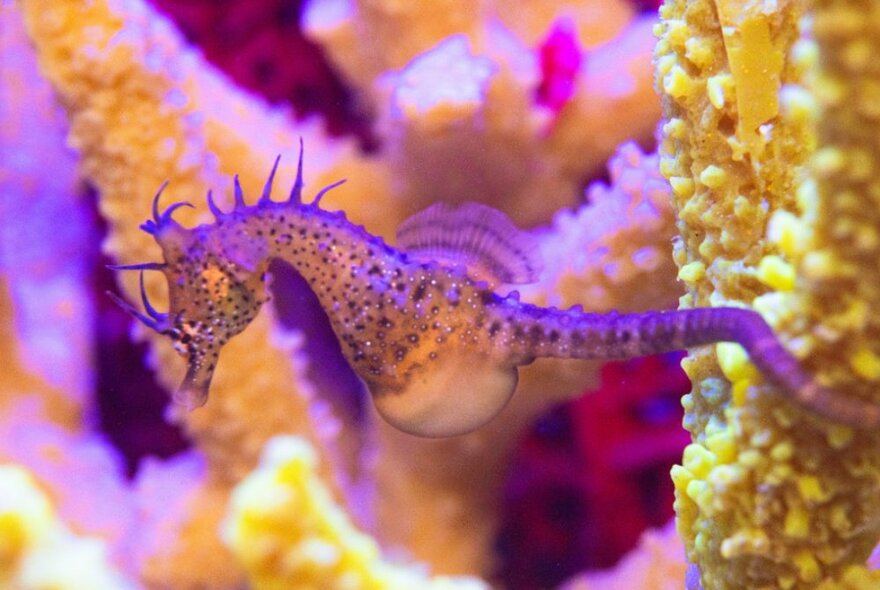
(111, 147, 880, 437)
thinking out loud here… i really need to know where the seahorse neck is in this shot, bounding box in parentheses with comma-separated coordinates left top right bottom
(229, 203, 404, 312)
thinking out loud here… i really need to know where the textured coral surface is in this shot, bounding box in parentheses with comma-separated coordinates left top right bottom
(656, 0, 880, 586)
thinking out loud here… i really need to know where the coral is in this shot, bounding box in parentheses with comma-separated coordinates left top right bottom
(306, 0, 661, 226)
(16, 1, 368, 585)
(560, 520, 687, 590)
(0, 464, 136, 590)
(17, 0, 864, 586)
(656, 0, 880, 586)
(7, 0, 880, 585)
(8, 0, 683, 585)
(0, 10, 136, 573)
(0, 7, 92, 425)
(222, 435, 488, 589)
(0, 409, 134, 565)
(525, 141, 679, 313)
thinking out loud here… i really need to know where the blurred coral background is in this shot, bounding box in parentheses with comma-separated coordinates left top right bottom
(1, 0, 690, 588)
(108, 2, 686, 585)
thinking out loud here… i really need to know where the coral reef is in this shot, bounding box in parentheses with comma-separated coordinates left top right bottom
(656, 0, 880, 586)
(7, 0, 679, 585)
(0, 8, 93, 425)
(560, 519, 687, 590)
(223, 435, 488, 589)
(0, 465, 136, 589)
(316, 5, 661, 226)
(11, 0, 878, 587)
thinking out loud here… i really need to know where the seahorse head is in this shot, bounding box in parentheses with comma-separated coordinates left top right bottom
(113, 183, 269, 410)
(162, 221, 269, 409)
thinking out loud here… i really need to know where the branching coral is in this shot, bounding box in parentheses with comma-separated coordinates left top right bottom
(16, 1, 368, 585)
(306, 0, 661, 226)
(0, 7, 93, 426)
(222, 435, 488, 589)
(0, 465, 136, 589)
(656, 0, 880, 586)
(8, 0, 684, 586)
(12, 0, 880, 585)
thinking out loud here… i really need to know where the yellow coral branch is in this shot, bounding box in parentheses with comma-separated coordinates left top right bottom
(656, 0, 880, 586)
(0, 464, 135, 589)
(222, 435, 488, 590)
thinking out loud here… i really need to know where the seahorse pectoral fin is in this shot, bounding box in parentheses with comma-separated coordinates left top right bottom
(371, 350, 518, 437)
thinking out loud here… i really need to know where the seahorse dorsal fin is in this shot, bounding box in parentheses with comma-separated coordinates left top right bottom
(396, 202, 543, 284)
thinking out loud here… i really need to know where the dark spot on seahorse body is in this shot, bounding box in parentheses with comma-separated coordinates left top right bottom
(529, 325, 543, 345)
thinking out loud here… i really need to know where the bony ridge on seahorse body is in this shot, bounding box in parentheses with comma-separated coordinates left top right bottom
(110, 144, 880, 437)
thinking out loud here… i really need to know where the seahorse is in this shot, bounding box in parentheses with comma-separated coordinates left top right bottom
(110, 145, 880, 437)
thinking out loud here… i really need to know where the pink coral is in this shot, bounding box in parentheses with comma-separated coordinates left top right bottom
(535, 18, 584, 114)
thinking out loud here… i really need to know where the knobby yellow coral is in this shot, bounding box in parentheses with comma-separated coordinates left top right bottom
(0, 464, 135, 590)
(656, 0, 880, 586)
(222, 435, 488, 590)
